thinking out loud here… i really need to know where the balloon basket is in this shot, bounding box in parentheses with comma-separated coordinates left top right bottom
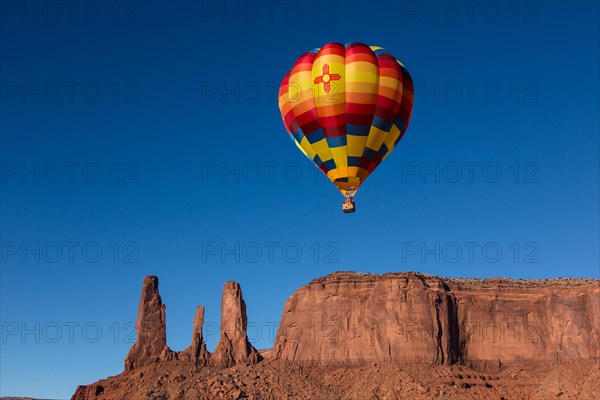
(342, 197, 356, 213)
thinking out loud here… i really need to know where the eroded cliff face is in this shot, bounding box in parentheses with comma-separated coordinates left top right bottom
(273, 272, 600, 367)
(273, 272, 459, 364)
(446, 280, 600, 367)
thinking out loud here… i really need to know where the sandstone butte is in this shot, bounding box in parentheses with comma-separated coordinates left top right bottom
(71, 271, 600, 400)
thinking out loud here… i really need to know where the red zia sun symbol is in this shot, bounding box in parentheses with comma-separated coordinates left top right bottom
(314, 64, 341, 94)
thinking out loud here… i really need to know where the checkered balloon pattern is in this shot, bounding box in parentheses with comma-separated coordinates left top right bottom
(278, 42, 414, 197)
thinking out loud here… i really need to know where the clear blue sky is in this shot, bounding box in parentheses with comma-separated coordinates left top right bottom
(1, 1, 598, 398)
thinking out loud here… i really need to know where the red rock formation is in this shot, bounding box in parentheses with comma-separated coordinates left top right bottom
(123, 277, 261, 372)
(273, 272, 459, 364)
(273, 272, 600, 368)
(447, 279, 600, 368)
(70, 383, 105, 400)
(124, 275, 174, 371)
(211, 281, 262, 368)
(71, 272, 600, 400)
(179, 305, 210, 366)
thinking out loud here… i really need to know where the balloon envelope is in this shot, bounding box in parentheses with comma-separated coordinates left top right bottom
(278, 42, 414, 196)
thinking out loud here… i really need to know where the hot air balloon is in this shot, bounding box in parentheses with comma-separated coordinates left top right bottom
(278, 42, 414, 213)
